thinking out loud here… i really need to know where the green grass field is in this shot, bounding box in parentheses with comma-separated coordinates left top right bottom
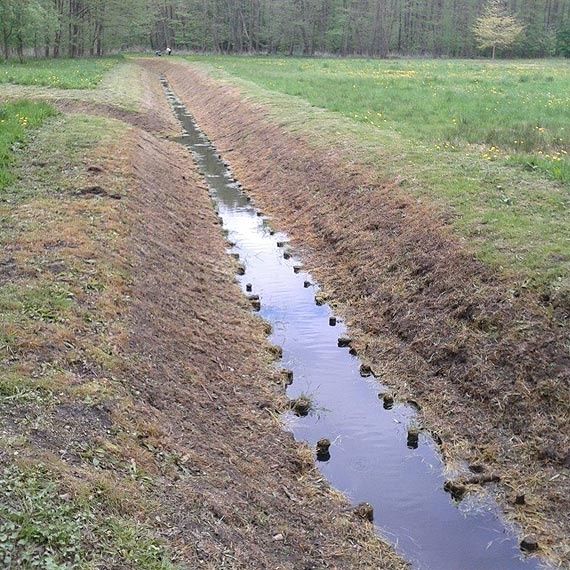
(186, 56, 569, 294)
(189, 56, 569, 183)
(0, 57, 123, 89)
(0, 101, 57, 190)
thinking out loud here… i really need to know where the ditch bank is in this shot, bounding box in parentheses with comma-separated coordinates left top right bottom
(148, 59, 569, 565)
(0, 90, 405, 566)
(124, 127, 406, 569)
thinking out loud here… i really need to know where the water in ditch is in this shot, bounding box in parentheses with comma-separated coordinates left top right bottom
(160, 77, 544, 570)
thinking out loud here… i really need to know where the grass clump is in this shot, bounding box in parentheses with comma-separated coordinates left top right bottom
(0, 369, 58, 403)
(0, 100, 57, 191)
(0, 57, 123, 90)
(0, 465, 177, 569)
(0, 465, 90, 569)
(507, 152, 570, 184)
(0, 283, 73, 323)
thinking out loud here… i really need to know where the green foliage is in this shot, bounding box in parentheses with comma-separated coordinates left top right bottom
(0, 0, 54, 62)
(0, 57, 123, 89)
(0, 465, 91, 568)
(0, 465, 178, 569)
(0, 0, 150, 60)
(557, 23, 570, 57)
(474, 0, 525, 57)
(1, 0, 568, 59)
(0, 100, 57, 191)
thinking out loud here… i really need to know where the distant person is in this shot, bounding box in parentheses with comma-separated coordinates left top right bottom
(155, 49, 162, 56)
(166, 47, 172, 56)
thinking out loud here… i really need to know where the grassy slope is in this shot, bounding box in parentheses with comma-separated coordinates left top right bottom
(0, 111, 179, 568)
(185, 56, 570, 299)
(0, 62, 406, 569)
(0, 61, 179, 569)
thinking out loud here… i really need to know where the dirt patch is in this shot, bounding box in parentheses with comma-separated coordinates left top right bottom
(150, 59, 569, 565)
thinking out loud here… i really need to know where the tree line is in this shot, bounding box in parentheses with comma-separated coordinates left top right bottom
(1, 0, 569, 61)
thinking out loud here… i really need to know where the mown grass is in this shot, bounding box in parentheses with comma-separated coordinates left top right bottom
(0, 57, 123, 89)
(0, 100, 57, 190)
(185, 56, 569, 295)
(189, 56, 569, 183)
(0, 112, 180, 569)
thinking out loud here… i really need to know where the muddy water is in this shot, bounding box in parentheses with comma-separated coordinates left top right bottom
(160, 77, 545, 570)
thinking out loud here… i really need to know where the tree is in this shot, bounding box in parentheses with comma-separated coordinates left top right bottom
(557, 21, 570, 56)
(473, 0, 524, 58)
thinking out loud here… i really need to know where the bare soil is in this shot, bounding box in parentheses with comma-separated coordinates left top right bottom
(149, 59, 570, 566)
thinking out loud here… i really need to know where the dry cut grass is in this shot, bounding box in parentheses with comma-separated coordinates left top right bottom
(0, 78, 406, 568)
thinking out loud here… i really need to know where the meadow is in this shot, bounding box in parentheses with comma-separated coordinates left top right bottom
(0, 101, 57, 190)
(0, 56, 123, 89)
(0, 57, 125, 193)
(0, 54, 567, 567)
(186, 55, 569, 293)
(0, 55, 568, 290)
(189, 56, 569, 183)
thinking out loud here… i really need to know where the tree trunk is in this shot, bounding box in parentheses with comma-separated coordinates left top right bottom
(2, 28, 10, 61)
(16, 32, 24, 63)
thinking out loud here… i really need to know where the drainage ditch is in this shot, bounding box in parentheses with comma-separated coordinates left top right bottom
(160, 76, 544, 570)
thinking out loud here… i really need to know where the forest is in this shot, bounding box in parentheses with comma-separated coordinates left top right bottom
(1, 0, 569, 60)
